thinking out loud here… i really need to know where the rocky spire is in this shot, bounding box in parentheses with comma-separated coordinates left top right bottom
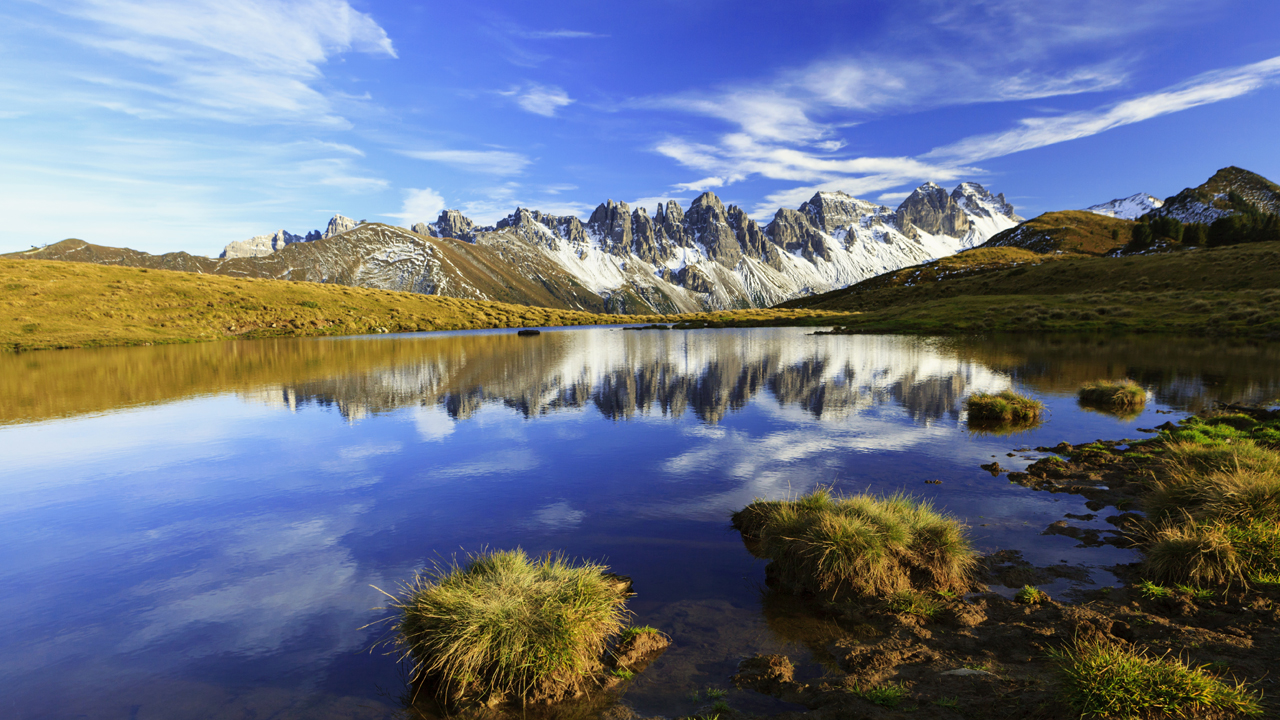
(586, 200, 633, 256)
(894, 183, 970, 239)
(766, 209, 831, 263)
(428, 210, 475, 241)
(324, 214, 357, 239)
(683, 192, 743, 267)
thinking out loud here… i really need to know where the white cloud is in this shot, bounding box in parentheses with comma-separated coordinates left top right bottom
(39, 0, 397, 126)
(518, 29, 606, 40)
(400, 149, 532, 176)
(516, 84, 574, 117)
(447, 182, 594, 225)
(928, 55, 1280, 163)
(876, 191, 911, 204)
(673, 177, 725, 193)
(385, 187, 446, 227)
(297, 158, 388, 192)
(633, 1, 1216, 212)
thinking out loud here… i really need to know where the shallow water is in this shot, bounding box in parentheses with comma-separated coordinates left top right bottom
(2, 328, 1278, 719)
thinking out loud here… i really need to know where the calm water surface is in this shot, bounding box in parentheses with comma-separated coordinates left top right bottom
(2, 327, 1279, 719)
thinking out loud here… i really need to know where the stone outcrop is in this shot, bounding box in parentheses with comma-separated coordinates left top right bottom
(220, 230, 306, 259)
(324, 214, 357, 239)
(219, 214, 357, 259)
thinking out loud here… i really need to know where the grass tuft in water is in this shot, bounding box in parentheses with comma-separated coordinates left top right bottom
(965, 390, 1044, 425)
(1048, 639, 1263, 718)
(387, 548, 630, 705)
(1078, 379, 1147, 409)
(732, 487, 976, 598)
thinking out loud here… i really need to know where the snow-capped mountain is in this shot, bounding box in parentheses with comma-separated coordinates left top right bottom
(1151, 166, 1280, 224)
(1083, 193, 1164, 220)
(381, 182, 1021, 312)
(92, 183, 1020, 314)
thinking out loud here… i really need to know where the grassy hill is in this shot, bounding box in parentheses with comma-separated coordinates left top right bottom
(7, 224, 616, 313)
(0, 259, 844, 352)
(974, 210, 1134, 255)
(779, 242, 1280, 338)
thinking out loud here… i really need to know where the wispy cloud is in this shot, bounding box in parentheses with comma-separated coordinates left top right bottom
(400, 149, 532, 176)
(514, 84, 574, 117)
(516, 29, 606, 40)
(636, 0, 1215, 211)
(928, 55, 1280, 162)
(34, 0, 396, 126)
(450, 182, 594, 225)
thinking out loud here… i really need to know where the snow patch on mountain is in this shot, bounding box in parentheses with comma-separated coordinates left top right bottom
(220, 182, 1021, 313)
(1084, 193, 1164, 220)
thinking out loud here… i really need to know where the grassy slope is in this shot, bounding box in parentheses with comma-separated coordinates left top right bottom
(8, 225, 614, 313)
(0, 259, 845, 352)
(778, 242, 1280, 337)
(975, 210, 1135, 255)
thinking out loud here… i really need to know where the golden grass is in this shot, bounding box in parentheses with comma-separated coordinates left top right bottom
(387, 549, 630, 706)
(1137, 416, 1280, 586)
(732, 487, 976, 598)
(1078, 379, 1147, 409)
(965, 390, 1044, 424)
(0, 258, 850, 352)
(1049, 638, 1263, 718)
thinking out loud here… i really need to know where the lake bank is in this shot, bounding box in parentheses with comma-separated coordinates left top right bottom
(706, 409, 1280, 720)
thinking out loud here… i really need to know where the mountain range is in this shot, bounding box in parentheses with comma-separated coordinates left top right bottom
(9, 166, 1277, 315)
(13, 182, 1021, 314)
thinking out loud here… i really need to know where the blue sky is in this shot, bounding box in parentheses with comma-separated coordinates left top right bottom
(3, 0, 1280, 255)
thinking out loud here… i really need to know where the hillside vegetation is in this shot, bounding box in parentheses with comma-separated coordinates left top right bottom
(780, 242, 1280, 337)
(0, 259, 845, 352)
(975, 210, 1134, 255)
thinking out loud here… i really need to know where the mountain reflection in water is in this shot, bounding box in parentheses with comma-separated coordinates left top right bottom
(2, 328, 1279, 720)
(238, 330, 1008, 425)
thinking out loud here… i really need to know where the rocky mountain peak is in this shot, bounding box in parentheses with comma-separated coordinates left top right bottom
(1154, 166, 1280, 224)
(587, 200, 634, 256)
(799, 191, 888, 234)
(950, 182, 1021, 223)
(895, 183, 970, 239)
(1084, 193, 1164, 220)
(219, 213, 356, 259)
(324, 214, 356, 239)
(683, 192, 744, 266)
(425, 209, 475, 240)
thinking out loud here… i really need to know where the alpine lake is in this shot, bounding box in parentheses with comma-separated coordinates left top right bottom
(2, 326, 1278, 719)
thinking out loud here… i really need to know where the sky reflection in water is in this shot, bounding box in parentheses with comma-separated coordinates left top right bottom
(2, 328, 1279, 719)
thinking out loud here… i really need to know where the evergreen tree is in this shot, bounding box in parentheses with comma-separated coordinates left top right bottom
(1183, 223, 1209, 246)
(1150, 216, 1183, 242)
(1127, 223, 1154, 251)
